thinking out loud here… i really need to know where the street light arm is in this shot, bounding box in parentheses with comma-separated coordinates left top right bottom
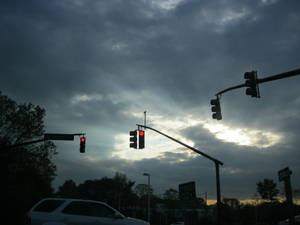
(136, 124, 223, 166)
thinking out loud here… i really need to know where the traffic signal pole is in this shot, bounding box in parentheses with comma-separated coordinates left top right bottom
(216, 83, 245, 96)
(258, 68, 300, 84)
(7, 133, 86, 150)
(136, 124, 223, 225)
(6, 138, 45, 149)
(216, 68, 300, 97)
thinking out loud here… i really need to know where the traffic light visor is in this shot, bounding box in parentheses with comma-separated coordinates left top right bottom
(130, 131, 136, 136)
(213, 113, 222, 120)
(211, 99, 218, 105)
(244, 71, 255, 79)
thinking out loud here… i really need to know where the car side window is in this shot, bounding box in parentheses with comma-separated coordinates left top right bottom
(62, 201, 91, 216)
(62, 201, 115, 218)
(33, 200, 65, 212)
(88, 202, 116, 218)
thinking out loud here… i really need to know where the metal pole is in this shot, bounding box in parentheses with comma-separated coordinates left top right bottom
(143, 173, 150, 223)
(7, 138, 45, 149)
(216, 162, 221, 225)
(216, 84, 245, 96)
(258, 68, 300, 84)
(148, 175, 150, 223)
(215, 68, 300, 97)
(285, 177, 295, 225)
(136, 124, 223, 166)
(144, 111, 147, 128)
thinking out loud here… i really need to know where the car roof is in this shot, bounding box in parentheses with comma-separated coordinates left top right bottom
(32, 197, 111, 211)
(40, 198, 107, 204)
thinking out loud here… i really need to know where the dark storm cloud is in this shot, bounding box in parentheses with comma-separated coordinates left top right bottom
(1, 0, 300, 199)
(0, 0, 156, 99)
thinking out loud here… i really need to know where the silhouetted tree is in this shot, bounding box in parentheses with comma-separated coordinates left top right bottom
(74, 172, 137, 213)
(57, 179, 77, 198)
(0, 92, 57, 224)
(162, 188, 180, 210)
(163, 188, 179, 200)
(256, 178, 279, 200)
(134, 183, 153, 198)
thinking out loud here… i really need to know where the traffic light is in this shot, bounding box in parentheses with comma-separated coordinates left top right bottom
(211, 98, 222, 120)
(139, 130, 145, 149)
(129, 130, 137, 149)
(80, 137, 86, 153)
(244, 71, 260, 98)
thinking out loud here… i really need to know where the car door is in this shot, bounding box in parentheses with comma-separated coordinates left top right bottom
(61, 201, 99, 225)
(87, 202, 124, 225)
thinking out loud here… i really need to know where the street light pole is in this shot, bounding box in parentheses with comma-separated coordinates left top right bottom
(143, 173, 150, 223)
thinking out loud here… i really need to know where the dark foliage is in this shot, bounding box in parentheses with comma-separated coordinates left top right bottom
(56, 172, 138, 215)
(257, 178, 279, 201)
(0, 92, 57, 224)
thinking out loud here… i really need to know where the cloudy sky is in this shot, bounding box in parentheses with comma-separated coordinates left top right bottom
(1, 0, 300, 201)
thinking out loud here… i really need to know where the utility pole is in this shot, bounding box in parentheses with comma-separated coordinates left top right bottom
(137, 124, 223, 225)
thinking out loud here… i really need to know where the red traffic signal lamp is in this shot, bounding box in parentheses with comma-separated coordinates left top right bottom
(129, 130, 137, 149)
(80, 137, 86, 153)
(211, 98, 222, 120)
(244, 71, 260, 98)
(139, 130, 145, 149)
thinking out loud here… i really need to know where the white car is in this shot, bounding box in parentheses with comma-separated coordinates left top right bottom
(26, 198, 149, 225)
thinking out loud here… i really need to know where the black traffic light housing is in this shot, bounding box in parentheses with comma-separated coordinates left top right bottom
(138, 130, 145, 149)
(211, 98, 222, 120)
(129, 130, 137, 149)
(244, 71, 260, 98)
(80, 136, 86, 153)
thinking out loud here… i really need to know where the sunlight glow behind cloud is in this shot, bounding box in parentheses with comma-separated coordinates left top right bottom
(151, 0, 185, 10)
(203, 123, 282, 148)
(71, 93, 104, 104)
